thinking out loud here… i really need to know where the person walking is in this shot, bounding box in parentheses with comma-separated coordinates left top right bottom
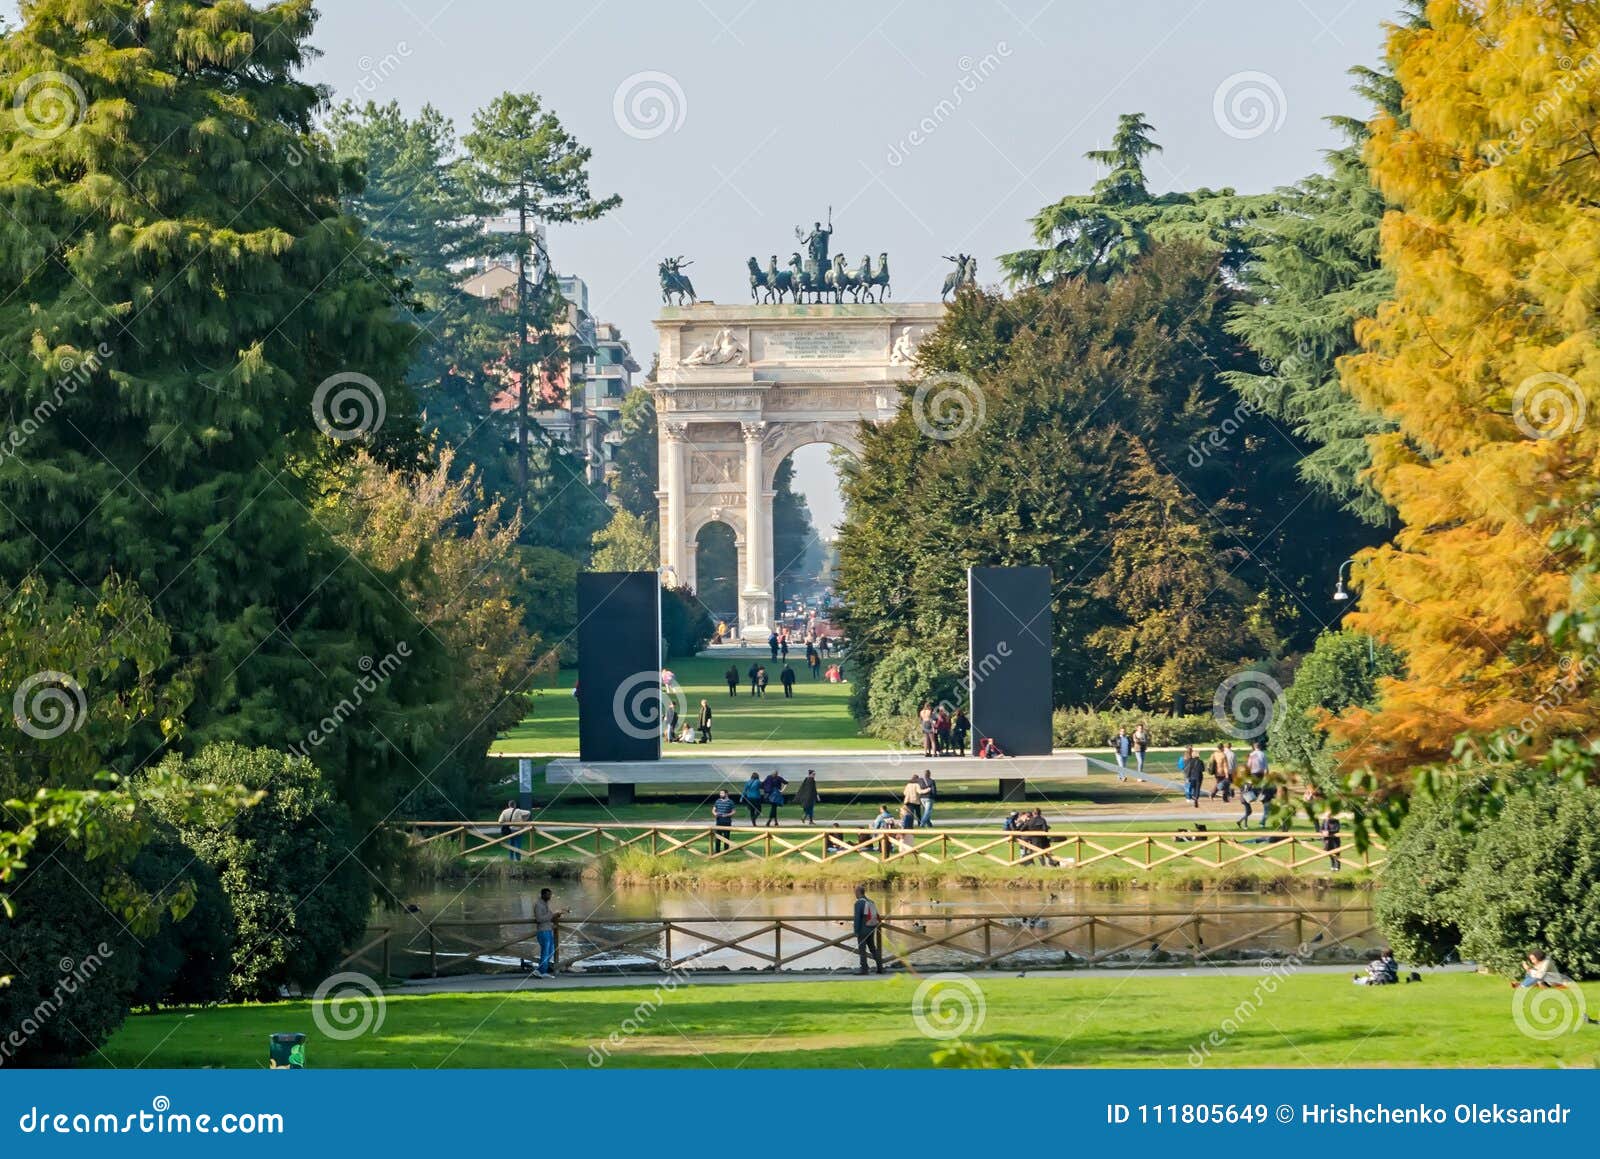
(533, 887, 562, 978)
(1319, 807, 1342, 870)
(1208, 744, 1232, 802)
(1242, 740, 1268, 829)
(853, 885, 884, 974)
(762, 770, 788, 827)
(795, 769, 820, 824)
(697, 698, 713, 743)
(741, 772, 764, 825)
(768, 630, 779, 661)
(807, 644, 821, 680)
(1133, 722, 1150, 773)
(747, 662, 760, 697)
(756, 665, 769, 698)
(916, 769, 937, 827)
(725, 664, 739, 698)
(1258, 773, 1277, 829)
(498, 799, 529, 862)
(711, 789, 735, 852)
(900, 774, 923, 829)
(664, 701, 679, 743)
(1181, 745, 1203, 807)
(781, 663, 796, 698)
(1111, 727, 1132, 780)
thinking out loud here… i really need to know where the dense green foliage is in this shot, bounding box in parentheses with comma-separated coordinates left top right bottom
(148, 745, 370, 1002)
(837, 243, 1365, 720)
(1223, 53, 1409, 525)
(1377, 779, 1600, 979)
(1000, 113, 1266, 283)
(0, 0, 452, 843)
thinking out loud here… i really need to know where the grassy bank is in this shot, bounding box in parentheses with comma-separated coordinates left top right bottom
(100, 972, 1597, 1069)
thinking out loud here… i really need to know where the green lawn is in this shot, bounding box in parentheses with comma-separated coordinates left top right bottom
(493, 655, 890, 755)
(101, 973, 1597, 1068)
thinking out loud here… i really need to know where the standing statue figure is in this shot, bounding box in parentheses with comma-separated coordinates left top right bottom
(795, 207, 833, 287)
(941, 253, 976, 301)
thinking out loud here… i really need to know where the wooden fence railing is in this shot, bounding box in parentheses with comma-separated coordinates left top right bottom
(402, 820, 1383, 873)
(340, 905, 1378, 979)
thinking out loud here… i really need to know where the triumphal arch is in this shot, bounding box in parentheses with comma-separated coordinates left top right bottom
(652, 299, 944, 637)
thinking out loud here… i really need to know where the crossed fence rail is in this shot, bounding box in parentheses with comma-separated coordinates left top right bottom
(340, 905, 1378, 980)
(402, 820, 1381, 873)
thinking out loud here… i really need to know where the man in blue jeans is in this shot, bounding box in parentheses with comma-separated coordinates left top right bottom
(533, 887, 562, 978)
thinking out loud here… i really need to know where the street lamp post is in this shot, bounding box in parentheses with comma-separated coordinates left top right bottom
(1332, 558, 1375, 667)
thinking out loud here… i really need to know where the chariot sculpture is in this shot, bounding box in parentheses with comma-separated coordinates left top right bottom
(745, 209, 891, 304)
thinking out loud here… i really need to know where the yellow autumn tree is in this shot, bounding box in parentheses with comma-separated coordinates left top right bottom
(1332, 0, 1600, 784)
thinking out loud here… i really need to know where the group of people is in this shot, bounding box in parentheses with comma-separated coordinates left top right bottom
(724, 661, 801, 699)
(768, 626, 834, 667)
(664, 698, 716, 744)
(1176, 739, 1276, 828)
(1003, 808, 1057, 865)
(918, 703, 972, 757)
(1109, 724, 1153, 777)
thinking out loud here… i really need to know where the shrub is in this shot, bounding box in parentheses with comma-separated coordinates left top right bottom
(1051, 708, 1219, 748)
(662, 585, 712, 658)
(0, 853, 142, 1066)
(128, 826, 234, 1010)
(1372, 790, 1474, 965)
(1375, 778, 1600, 979)
(1454, 779, 1600, 979)
(148, 744, 372, 1001)
(866, 646, 962, 723)
(1269, 630, 1400, 790)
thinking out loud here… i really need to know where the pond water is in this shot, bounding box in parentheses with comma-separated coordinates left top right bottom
(370, 880, 1378, 977)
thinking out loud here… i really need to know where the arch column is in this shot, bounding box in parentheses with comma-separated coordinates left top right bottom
(662, 421, 688, 584)
(740, 421, 773, 637)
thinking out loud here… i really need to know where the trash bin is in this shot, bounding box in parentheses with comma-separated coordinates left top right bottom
(268, 1032, 306, 1069)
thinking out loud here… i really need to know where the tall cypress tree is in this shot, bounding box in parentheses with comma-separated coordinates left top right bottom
(0, 0, 449, 830)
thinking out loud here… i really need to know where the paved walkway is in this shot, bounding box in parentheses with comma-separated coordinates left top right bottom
(396, 964, 1470, 995)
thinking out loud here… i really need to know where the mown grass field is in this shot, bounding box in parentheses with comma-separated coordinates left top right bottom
(100, 973, 1597, 1069)
(493, 655, 887, 755)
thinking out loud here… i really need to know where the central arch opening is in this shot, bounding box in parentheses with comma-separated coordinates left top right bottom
(771, 442, 851, 619)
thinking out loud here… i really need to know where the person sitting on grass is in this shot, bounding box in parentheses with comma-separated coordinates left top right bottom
(1352, 948, 1399, 985)
(1516, 950, 1572, 989)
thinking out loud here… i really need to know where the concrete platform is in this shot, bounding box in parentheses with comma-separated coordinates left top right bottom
(546, 751, 1087, 802)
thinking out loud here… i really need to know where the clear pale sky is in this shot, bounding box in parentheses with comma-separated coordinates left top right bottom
(6, 0, 1399, 528)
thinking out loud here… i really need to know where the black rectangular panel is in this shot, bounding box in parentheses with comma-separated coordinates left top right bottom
(577, 572, 662, 762)
(968, 566, 1053, 757)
